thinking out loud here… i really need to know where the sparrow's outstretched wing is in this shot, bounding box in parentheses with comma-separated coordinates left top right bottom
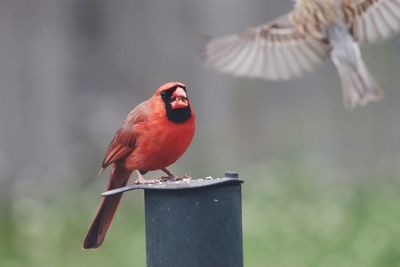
(348, 0, 400, 45)
(204, 15, 330, 80)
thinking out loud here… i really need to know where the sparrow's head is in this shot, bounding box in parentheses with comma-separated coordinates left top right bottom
(156, 82, 192, 123)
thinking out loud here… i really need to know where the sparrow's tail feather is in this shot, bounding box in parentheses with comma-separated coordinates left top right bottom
(82, 165, 132, 249)
(333, 51, 383, 109)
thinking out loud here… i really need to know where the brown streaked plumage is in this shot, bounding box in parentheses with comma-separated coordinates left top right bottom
(205, 0, 400, 109)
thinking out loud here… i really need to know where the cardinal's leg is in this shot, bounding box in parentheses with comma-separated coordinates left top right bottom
(161, 168, 191, 182)
(161, 168, 177, 180)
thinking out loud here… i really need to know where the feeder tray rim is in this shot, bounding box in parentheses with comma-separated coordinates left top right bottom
(101, 177, 244, 196)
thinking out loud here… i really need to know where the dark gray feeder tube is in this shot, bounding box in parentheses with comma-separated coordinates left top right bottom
(102, 172, 243, 267)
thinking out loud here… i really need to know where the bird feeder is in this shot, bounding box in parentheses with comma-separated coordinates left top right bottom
(102, 172, 244, 267)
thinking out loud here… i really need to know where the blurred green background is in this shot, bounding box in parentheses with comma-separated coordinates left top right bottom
(1, 0, 400, 266)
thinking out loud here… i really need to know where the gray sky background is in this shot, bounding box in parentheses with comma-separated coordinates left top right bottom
(1, 0, 399, 202)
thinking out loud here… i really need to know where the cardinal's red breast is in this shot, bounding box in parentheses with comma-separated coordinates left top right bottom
(123, 90, 195, 172)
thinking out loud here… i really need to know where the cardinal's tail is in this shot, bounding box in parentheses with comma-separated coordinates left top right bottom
(82, 165, 132, 249)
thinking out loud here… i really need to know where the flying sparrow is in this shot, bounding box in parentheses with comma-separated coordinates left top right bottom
(204, 0, 400, 109)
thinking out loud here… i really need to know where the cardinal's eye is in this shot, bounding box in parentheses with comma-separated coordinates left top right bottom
(160, 91, 166, 98)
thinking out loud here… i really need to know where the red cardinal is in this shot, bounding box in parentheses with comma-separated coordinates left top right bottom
(83, 82, 195, 249)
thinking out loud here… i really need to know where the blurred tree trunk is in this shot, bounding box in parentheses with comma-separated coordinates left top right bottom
(0, 0, 72, 258)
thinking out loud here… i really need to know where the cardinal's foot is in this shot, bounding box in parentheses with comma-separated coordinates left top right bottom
(160, 174, 192, 182)
(133, 175, 162, 185)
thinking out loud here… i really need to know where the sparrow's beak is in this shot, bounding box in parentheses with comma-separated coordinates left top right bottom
(170, 87, 188, 109)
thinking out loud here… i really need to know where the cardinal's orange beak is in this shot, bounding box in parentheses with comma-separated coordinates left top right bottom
(171, 87, 188, 109)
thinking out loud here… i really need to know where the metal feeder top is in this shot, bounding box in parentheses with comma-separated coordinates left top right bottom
(102, 172, 243, 196)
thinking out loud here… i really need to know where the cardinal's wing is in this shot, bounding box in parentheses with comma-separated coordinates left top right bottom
(101, 101, 149, 169)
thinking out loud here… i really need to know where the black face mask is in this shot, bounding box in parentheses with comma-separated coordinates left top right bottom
(160, 87, 192, 123)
